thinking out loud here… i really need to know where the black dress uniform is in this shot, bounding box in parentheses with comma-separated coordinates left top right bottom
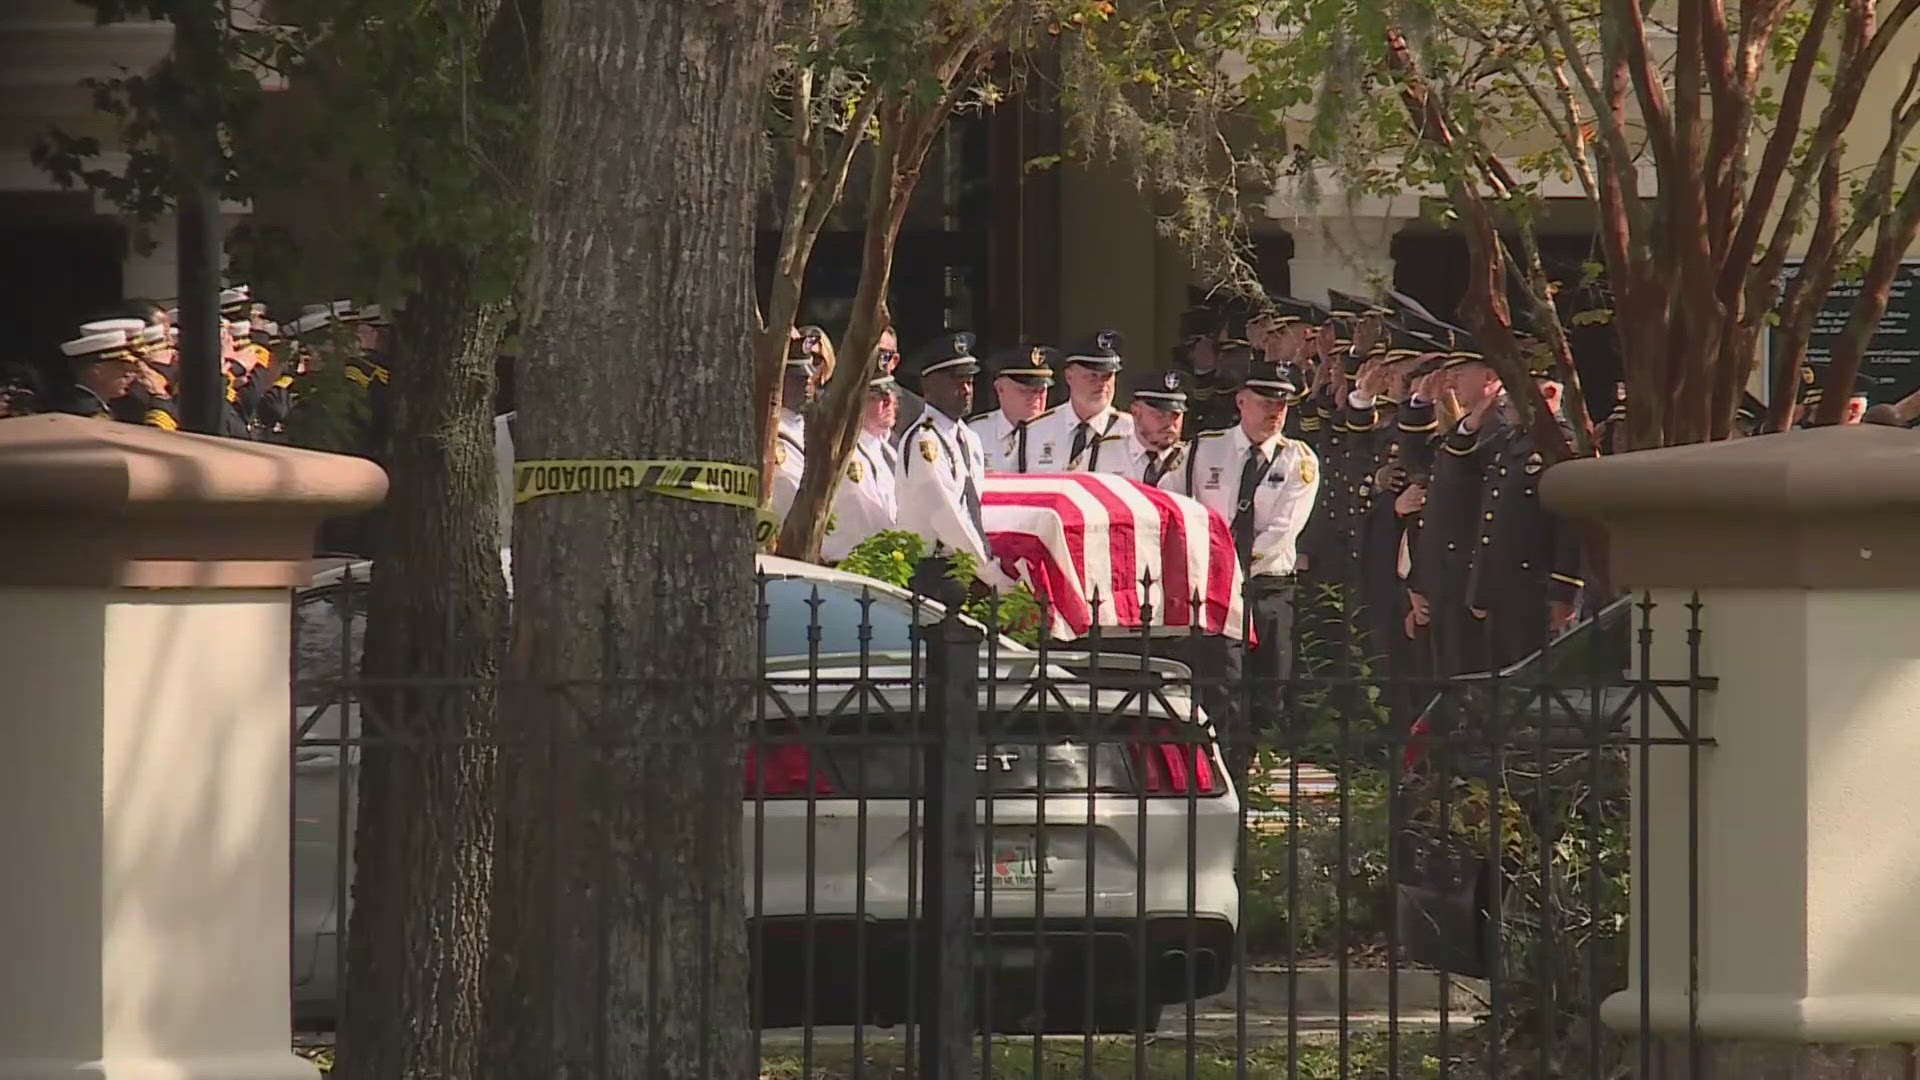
(1407, 332, 1506, 678)
(1466, 412, 1584, 669)
(1174, 310, 1243, 435)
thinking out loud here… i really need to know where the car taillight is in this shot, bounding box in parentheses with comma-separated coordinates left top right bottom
(742, 742, 835, 797)
(1131, 728, 1218, 795)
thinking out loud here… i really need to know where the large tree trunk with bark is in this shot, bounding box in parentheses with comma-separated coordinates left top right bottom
(339, 1, 531, 1076)
(487, 1, 776, 1077)
(344, 243, 513, 1080)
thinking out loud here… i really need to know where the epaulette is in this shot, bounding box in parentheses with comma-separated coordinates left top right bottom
(1033, 405, 1060, 420)
(967, 411, 993, 423)
(1095, 432, 1128, 443)
(1194, 429, 1228, 439)
(146, 408, 179, 432)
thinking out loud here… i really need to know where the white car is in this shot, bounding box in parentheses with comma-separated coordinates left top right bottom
(292, 555, 1239, 1032)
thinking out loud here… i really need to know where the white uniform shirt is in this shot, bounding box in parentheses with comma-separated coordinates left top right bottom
(1158, 425, 1320, 579)
(1091, 431, 1189, 488)
(1023, 403, 1134, 473)
(823, 430, 899, 561)
(495, 411, 516, 549)
(770, 408, 806, 524)
(967, 409, 1030, 473)
(895, 405, 1009, 588)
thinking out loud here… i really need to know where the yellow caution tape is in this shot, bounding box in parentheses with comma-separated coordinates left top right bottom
(513, 458, 779, 545)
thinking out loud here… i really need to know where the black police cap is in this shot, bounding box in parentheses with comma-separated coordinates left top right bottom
(1063, 329, 1124, 372)
(1127, 368, 1190, 412)
(1241, 359, 1297, 399)
(912, 331, 980, 379)
(989, 342, 1058, 385)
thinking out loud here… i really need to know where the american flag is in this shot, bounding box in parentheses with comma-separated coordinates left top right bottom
(982, 472, 1250, 642)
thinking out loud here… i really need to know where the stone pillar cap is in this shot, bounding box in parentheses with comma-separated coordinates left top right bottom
(1543, 426, 1920, 588)
(0, 414, 387, 588)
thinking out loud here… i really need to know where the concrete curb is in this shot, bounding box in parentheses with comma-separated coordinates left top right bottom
(1202, 964, 1489, 1016)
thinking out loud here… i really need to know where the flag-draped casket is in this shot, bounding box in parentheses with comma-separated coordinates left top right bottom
(981, 472, 1249, 642)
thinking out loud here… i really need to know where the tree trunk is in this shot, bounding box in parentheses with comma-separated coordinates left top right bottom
(344, 242, 512, 1080)
(487, 1, 775, 1077)
(340, 1, 531, 1075)
(1815, 170, 1920, 423)
(776, 111, 910, 559)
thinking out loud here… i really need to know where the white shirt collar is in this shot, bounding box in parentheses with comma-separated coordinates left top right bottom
(1231, 424, 1286, 458)
(779, 407, 805, 431)
(1069, 401, 1117, 426)
(924, 404, 965, 433)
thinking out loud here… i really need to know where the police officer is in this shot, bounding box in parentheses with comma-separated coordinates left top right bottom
(1024, 329, 1133, 472)
(1406, 327, 1503, 676)
(1465, 362, 1584, 669)
(968, 343, 1057, 472)
(55, 329, 141, 419)
(1093, 368, 1190, 485)
(896, 332, 1010, 592)
(770, 327, 822, 525)
(823, 367, 902, 562)
(1161, 358, 1320, 770)
(1175, 309, 1245, 434)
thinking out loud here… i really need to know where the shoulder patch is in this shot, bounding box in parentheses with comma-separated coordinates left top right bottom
(847, 457, 864, 483)
(1299, 454, 1317, 486)
(774, 444, 787, 466)
(919, 437, 938, 463)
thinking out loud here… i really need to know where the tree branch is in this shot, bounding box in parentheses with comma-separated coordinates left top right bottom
(1717, 0, 1836, 300)
(1529, 0, 1647, 235)
(1612, 0, 1678, 180)
(1755, 0, 1920, 291)
(1816, 161, 1920, 423)
(1766, 156, 1842, 431)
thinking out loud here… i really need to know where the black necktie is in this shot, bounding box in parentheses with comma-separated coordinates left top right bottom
(1234, 443, 1269, 569)
(1070, 421, 1091, 468)
(1143, 447, 1174, 487)
(957, 430, 985, 537)
(1014, 420, 1030, 472)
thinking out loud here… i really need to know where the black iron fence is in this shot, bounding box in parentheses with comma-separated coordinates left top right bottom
(291, 564, 1711, 1078)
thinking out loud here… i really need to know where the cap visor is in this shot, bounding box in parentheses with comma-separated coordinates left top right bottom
(1069, 357, 1123, 372)
(1000, 373, 1053, 386)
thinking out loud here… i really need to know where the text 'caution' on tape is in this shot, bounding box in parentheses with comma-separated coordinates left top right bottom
(513, 459, 779, 544)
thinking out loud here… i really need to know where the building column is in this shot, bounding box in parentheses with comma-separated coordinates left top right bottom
(1545, 426, 1920, 1077)
(0, 415, 385, 1080)
(1283, 214, 1412, 300)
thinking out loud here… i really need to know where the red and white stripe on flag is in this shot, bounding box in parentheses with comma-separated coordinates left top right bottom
(981, 472, 1249, 642)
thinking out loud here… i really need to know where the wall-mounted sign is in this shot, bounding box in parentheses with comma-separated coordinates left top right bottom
(1768, 261, 1920, 404)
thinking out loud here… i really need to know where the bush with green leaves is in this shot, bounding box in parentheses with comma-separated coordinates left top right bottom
(837, 529, 1044, 646)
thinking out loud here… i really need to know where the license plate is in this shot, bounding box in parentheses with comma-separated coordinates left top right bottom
(976, 840, 1053, 891)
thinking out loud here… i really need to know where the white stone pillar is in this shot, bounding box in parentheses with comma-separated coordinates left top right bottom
(1282, 214, 1412, 300)
(0, 415, 384, 1080)
(1545, 426, 1920, 1076)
